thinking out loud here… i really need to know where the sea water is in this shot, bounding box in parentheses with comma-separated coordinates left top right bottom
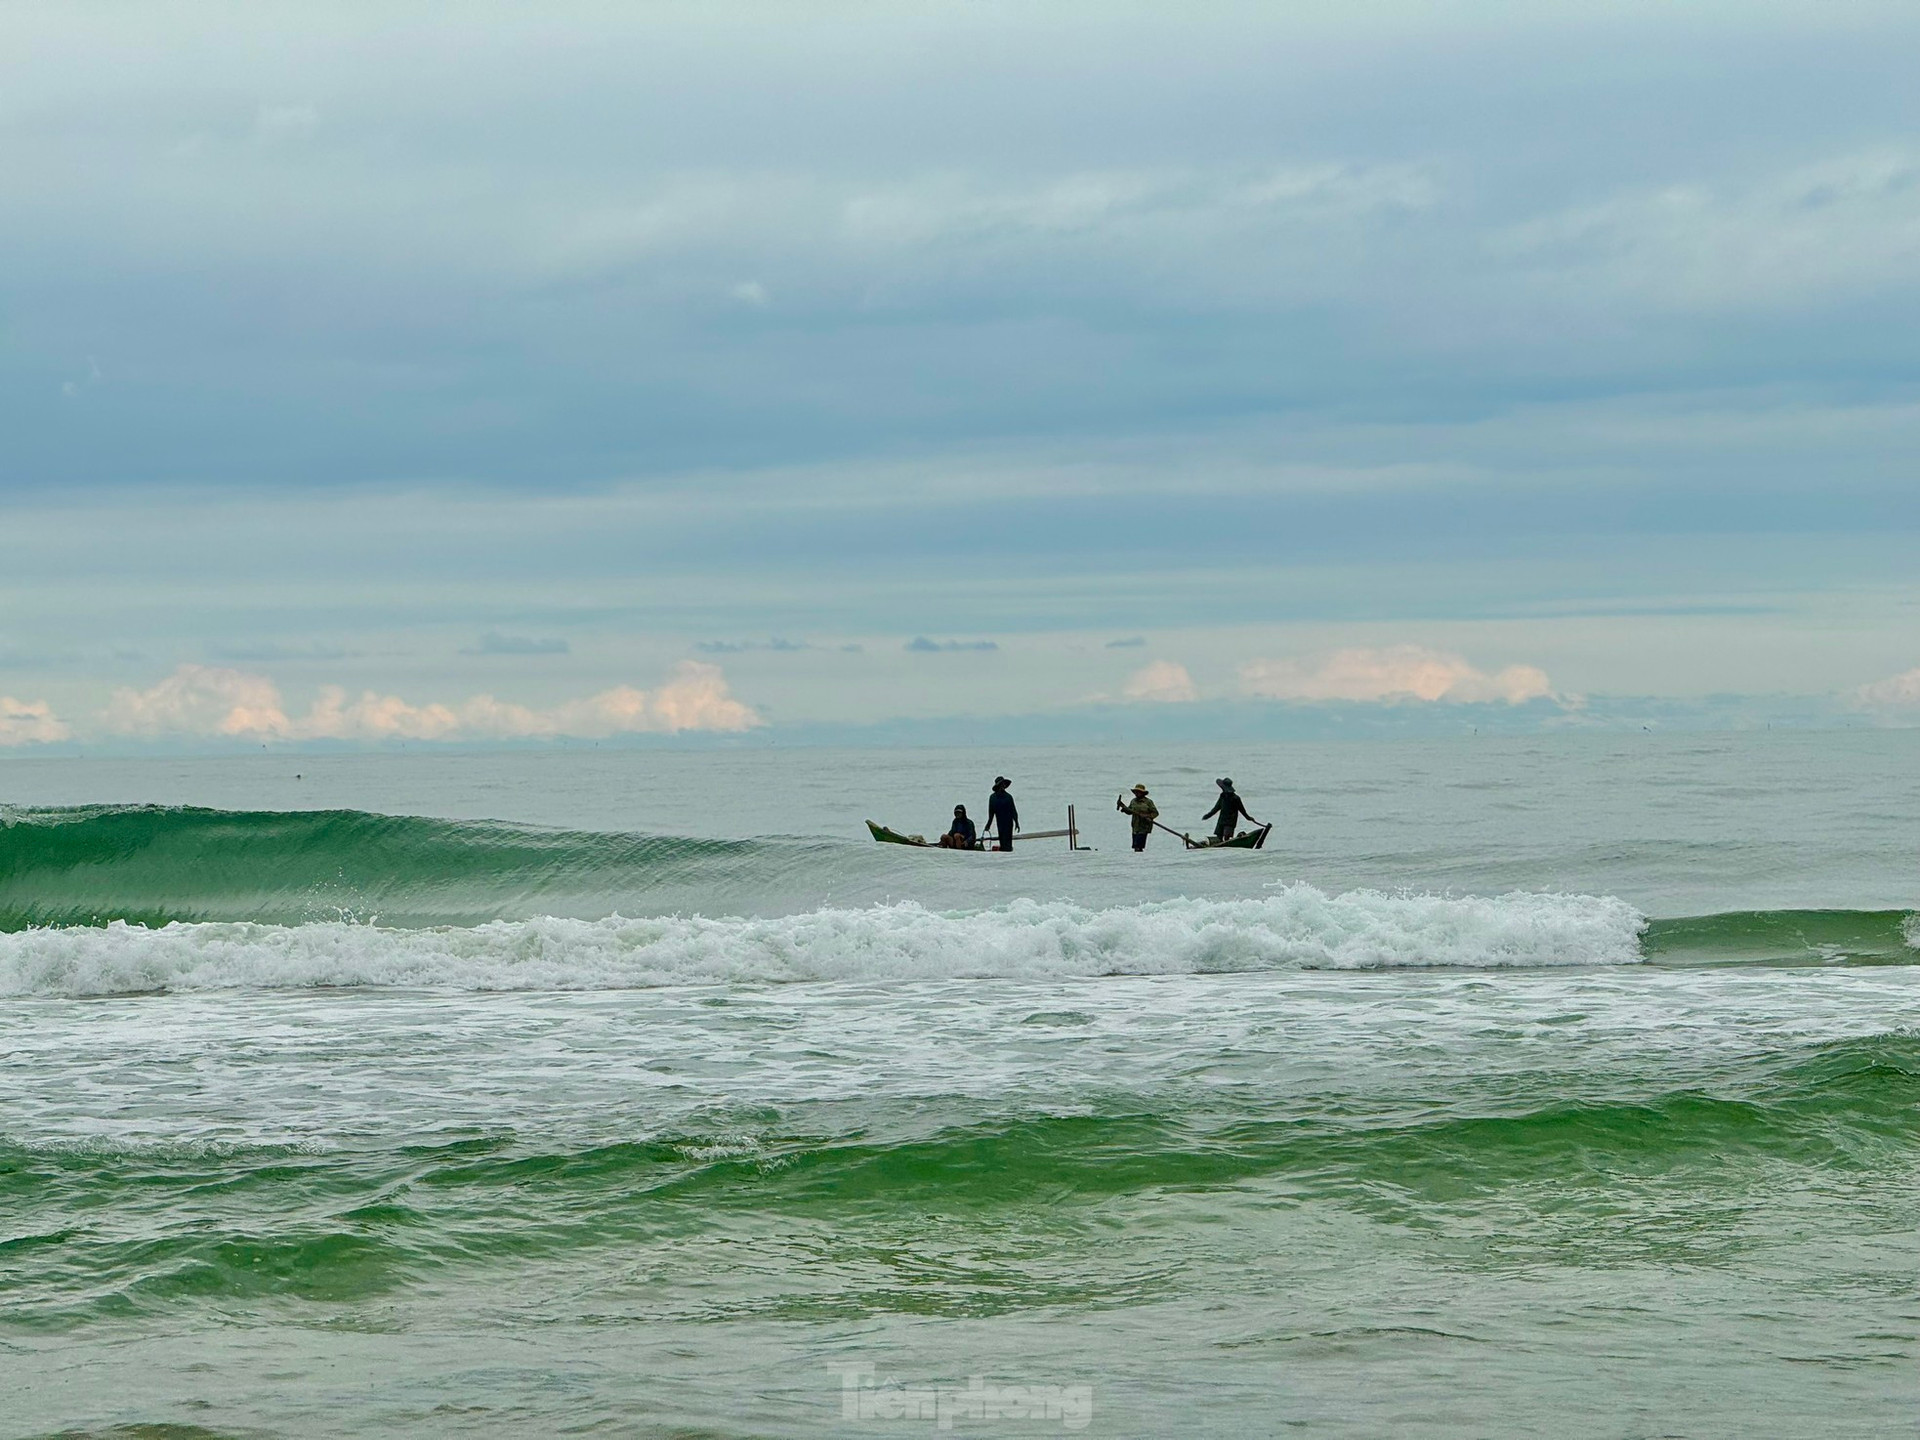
(2, 733, 1916, 1437)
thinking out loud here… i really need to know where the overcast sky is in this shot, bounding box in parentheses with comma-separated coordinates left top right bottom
(5, 0, 1920, 746)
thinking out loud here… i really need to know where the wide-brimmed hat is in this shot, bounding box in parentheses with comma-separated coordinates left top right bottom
(1217, 777, 1234, 788)
(1131, 783, 1149, 793)
(993, 775, 1011, 787)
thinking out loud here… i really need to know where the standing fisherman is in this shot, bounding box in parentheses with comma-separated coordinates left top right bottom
(1117, 783, 1159, 852)
(1202, 777, 1260, 845)
(985, 776, 1020, 852)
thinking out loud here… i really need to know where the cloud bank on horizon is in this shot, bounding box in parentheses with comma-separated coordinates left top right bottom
(3, 0, 1920, 745)
(12, 645, 1920, 748)
(1240, 649, 1556, 707)
(88, 662, 761, 745)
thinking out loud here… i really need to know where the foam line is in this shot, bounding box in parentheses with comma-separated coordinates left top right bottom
(0, 886, 1647, 996)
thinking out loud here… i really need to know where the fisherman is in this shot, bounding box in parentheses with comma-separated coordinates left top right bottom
(985, 776, 1019, 851)
(1202, 777, 1259, 845)
(1116, 783, 1159, 851)
(940, 805, 978, 849)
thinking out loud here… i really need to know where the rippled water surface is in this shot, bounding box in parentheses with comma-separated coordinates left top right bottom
(3, 734, 1918, 1437)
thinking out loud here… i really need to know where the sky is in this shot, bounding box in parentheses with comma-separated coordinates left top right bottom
(4, 0, 1920, 748)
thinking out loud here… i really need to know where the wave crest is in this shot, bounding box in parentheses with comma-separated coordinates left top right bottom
(0, 803, 789, 930)
(0, 886, 1646, 996)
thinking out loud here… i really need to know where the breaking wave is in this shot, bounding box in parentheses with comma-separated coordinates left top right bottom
(0, 886, 1646, 996)
(7, 805, 1913, 994)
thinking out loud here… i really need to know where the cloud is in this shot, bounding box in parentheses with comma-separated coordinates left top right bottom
(101, 661, 759, 742)
(10, 4, 1920, 527)
(1496, 149, 1920, 314)
(296, 687, 460, 741)
(1105, 636, 1147, 648)
(7, 7, 1920, 727)
(209, 641, 354, 663)
(104, 665, 294, 737)
(463, 631, 570, 656)
(1123, 660, 1197, 703)
(829, 162, 1437, 283)
(635, 662, 760, 733)
(906, 637, 998, 652)
(695, 637, 813, 654)
(59, 355, 102, 401)
(1852, 667, 1920, 714)
(1239, 646, 1555, 705)
(0, 697, 71, 746)
(0, 646, 72, 671)
(543, 160, 1437, 300)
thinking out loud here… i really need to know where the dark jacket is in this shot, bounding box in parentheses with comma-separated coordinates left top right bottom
(1203, 789, 1251, 832)
(987, 790, 1018, 835)
(947, 815, 978, 844)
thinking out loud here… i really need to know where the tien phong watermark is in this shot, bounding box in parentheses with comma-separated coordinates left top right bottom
(832, 1364, 1094, 1431)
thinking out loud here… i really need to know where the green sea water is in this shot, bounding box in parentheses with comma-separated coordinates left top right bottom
(2, 734, 1917, 1437)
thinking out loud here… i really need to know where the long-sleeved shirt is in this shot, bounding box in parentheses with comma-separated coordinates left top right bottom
(986, 790, 1018, 835)
(1203, 791, 1252, 832)
(947, 815, 978, 844)
(1122, 795, 1159, 834)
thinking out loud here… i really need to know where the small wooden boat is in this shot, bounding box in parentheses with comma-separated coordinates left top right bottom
(1138, 811, 1272, 850)
(866, 820, 942, 847)
(1184, 824, 1272, 851)
(866, 808, 1088, 850)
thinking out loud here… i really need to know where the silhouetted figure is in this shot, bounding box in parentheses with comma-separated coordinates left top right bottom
(986, 776, 1019, 851)
(941, 805, 979, 849)
(1203, 777, 1259, 843)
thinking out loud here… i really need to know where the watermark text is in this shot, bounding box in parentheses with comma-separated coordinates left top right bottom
(832, 1364, 1093, 1431)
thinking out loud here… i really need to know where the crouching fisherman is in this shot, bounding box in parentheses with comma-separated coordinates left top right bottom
(1117, 783, 1159, 851)
(938, 805, 979, 849)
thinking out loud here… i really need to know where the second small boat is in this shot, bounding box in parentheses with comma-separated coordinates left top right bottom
(1182, 824, 1272, 850)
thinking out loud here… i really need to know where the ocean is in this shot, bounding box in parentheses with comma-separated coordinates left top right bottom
(2, 733, 1917, 1437)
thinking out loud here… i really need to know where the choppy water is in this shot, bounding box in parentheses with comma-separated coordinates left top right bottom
(3, 735, 1918, 1437)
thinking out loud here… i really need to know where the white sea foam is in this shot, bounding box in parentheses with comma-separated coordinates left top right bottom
(0, 885, 1647, 997)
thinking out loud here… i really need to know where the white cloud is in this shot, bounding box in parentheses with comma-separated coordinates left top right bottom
(635, 662, 761, 732)
(540, 160, 1438, 307)
(1496, 149, 1920, 313)
(1852, 667, 1920, 713)
(297, 687, 462, 741)
(1239, 646, 1555, 705)
(1123, 660, 1197, 703)
(0, 697, 71, 746)
(838, 163, 1434, 252)
(60, 354, 102, 401)
(101, 661, 760, 742)
(104, 664, 293, 737)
